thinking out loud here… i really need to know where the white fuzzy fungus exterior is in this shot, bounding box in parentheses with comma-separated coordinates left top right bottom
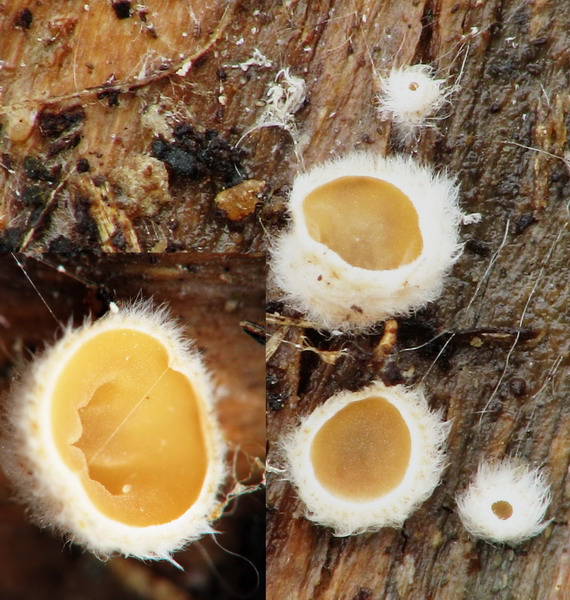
(270, 152, 463, 331)
(456, 459, 551, 545)
(282, 382, 449, 536)
(377, 64, 451, 139)
(1, 301, 226, 564)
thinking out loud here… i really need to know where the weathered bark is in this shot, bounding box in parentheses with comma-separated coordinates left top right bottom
(266, 1, 569, 599)
(0, 253, 265, 599)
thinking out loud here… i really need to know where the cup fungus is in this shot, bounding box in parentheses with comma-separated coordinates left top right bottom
(1, 302, 226, 562)
(456, 459, 551, 545)
(270, 152, 463, 331)
(376, 64, 452, 140)
(282, 381, 448, 535)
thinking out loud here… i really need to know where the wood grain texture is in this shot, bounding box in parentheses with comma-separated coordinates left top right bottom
(0, 253, 265, 600)
(266, 1, 569, 599)
(0, 0, 278, 252)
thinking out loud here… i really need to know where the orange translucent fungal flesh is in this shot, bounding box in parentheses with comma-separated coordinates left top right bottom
(492, 501, 514, 520)
(51, 329, 208, 527)
(310, 397, 412, 501)
(303, 176, 423, 270)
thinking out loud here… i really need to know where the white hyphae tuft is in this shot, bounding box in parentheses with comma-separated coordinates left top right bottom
(1, 300, 226, 563)
(456, 459, 552, 545)
(282, 381, 449, 536)
(237, 68, 306, 147)
(377, 64, 452, 139)
(270, 151, 463, 332)
(260, 67, 306, 131)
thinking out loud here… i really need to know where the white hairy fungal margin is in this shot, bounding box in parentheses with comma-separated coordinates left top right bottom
(281, 381, 449, 536)
(270, 151, 463, 332)
(1, 300, 227, 566)
(456, 459, 552, 545)
(377, 64, 454, 140)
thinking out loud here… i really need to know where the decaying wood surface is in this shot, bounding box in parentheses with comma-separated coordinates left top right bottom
(0, 0, 281, 252)
(0, 253, 265, 600)
(266, 1, 569, 599)
(1, 0, 570, 598)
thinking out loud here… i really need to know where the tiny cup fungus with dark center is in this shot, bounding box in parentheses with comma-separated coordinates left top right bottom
(2, 302, 226, 562)
(376, 64, 452, 139)
(456, 459, 551, 545)
(270, 152, 463, 331)
(283, 382, 448, 535)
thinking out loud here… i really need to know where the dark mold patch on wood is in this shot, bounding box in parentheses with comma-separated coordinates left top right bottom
(47, 235, 77, 254)
(97, 88, 121, 107)
(109, 229, 127, 251)
(23, 156, 60, 182)
(38, 106, 86, 138)
(509, 377, 528, 398)
(13, 8, 33, 30)
(151, 123, 245, 187)
(112, 1, 132, 20)
(73, 196, 99, 244)
(21, 185, 46, 208)
(48, 133, 82, 157)
(76, 158, 91, 173)
(0, 228, 23, 252)
(267, 373, 287, 412)
(513, 213, 537, 235)
(465, 238, 492, 257)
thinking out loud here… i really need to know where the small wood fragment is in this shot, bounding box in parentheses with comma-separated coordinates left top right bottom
(214, 179, 265, 221)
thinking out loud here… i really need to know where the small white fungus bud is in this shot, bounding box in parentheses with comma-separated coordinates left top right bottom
(456, 459, 552, 545)
(270, 152, 463, 331)
(282, 381, 448, 536)
(1, 301, 226, 563)
(377, 64, 452, 139)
